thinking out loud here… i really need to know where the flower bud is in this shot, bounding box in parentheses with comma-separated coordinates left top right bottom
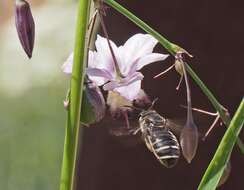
(15, 0, 35, 58)
(80, 79, 106, 125)
(174, 59, 184, 76)
(180, 120, 199, 163)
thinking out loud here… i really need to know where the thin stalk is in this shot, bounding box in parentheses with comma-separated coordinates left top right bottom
(59, 0, 91, 190)
(198, 99, 244, 190)
(99, 10, 123, 78)
(182, 62, 193, 123)
(104, 0, 244, 153)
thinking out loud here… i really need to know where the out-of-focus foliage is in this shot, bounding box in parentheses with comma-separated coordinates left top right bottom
(0, 1, 76, 189)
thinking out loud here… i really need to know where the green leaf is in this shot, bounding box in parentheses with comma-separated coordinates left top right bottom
(198, 99, 244, 190)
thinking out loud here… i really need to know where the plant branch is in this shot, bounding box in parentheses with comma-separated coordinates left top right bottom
(59, 0, 91, 189)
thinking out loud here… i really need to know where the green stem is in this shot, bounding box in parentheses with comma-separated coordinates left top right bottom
(104, 0, 244, 153)
(198, 99, 244, 190)
(59, 0, 91, 190)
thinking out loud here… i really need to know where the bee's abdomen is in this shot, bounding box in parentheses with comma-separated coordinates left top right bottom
(149, 128, 180, 168)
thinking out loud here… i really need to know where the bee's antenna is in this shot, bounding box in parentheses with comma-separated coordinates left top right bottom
(148, 98, 158, 110)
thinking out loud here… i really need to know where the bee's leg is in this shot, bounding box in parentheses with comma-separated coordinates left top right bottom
(130, 127, 141, 135)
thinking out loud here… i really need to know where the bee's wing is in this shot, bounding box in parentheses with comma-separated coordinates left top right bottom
(165, 119, 184, 136)
(108, 119, 140, 137)
(166, 118, 204, 139)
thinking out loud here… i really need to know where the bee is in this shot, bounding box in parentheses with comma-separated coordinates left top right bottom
(137, 108, 181, 168)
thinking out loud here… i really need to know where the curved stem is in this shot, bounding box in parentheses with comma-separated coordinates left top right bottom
(59, 0, 91, 190)
(182, 62, 193, 123)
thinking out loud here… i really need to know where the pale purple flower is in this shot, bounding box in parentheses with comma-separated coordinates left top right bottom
(62, 33, 168, 101)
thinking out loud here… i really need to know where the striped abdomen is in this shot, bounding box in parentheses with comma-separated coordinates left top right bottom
(147, 127, 180, 168)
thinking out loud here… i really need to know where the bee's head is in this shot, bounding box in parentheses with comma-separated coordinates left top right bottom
(139, 110, 159, 124)
(139, 109, 156, 118)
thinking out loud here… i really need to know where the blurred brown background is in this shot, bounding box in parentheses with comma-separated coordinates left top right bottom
(77, 0, 244, 190)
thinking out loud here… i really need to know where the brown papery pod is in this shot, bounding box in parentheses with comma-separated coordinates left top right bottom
(180, 60, 199, 163)
(15, 0, 35, 58)
(180, 120, 199, 163)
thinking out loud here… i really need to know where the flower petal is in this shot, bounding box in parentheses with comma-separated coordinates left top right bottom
(136, 53, 169, 70)
(62, 52, 73, 74)
(92, 35, 120, 77)
(114, 80, 141, 101)
(86, 68, 112, 86)
(119, 33, 158, 75)
(103, 72, 143, 91)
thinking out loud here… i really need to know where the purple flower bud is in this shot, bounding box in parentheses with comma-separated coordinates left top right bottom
(80, 79, 106, 125)
(15, 0, 35, 58)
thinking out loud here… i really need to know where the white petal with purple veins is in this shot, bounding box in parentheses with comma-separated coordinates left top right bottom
(103, 72, 144, 91)
(86, 68, 113, 86)
(120, 34, 158, 74)
(114, 80, 141, 101)
(94, 35, 118, 74)
(136, 53, 169, 70)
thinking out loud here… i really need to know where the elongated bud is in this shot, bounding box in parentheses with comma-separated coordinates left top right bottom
(15, 0, 35, 58)
(180, 120, 199, 163)
(174, 59, 184, 76)
(80, 79, 106, 125)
